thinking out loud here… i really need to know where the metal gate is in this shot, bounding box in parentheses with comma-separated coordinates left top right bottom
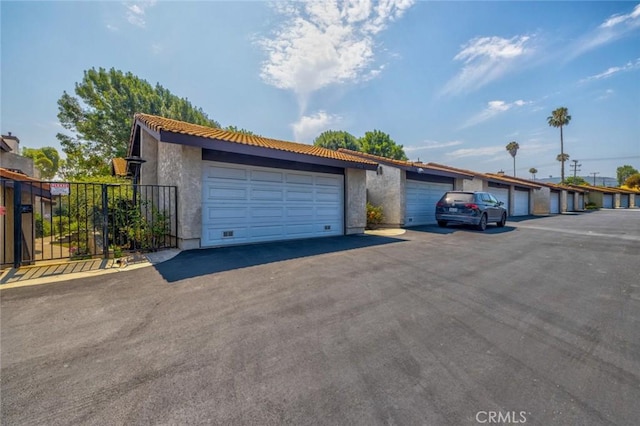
(1, 179, 177, 268)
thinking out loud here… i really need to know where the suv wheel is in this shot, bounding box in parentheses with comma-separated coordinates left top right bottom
(437, 220, 447, 228)
(496, 213, 506, 228)
(476, 214, 487, 231)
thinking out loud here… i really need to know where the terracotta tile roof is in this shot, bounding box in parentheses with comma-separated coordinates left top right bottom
(0, 167, 51, 190)
(579, 184, 637, 194)
(426, 163, 541, 189)
(133, 113, 377, 167)
(337, 149, 475, 178)
(552, 183, 588, 193)
(111, 157, 128, 177)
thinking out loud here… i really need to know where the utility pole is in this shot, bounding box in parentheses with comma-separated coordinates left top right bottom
(570, 159, 582, 179)
(590, 172, 600, 185)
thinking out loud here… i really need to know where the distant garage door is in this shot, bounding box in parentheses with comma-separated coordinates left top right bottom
(491, 187, 510, 214)
(578, 194, 585, 210)
(603, 194, 613, 208)
(202, 161, 343, 247)
(567, 192, 575, 211)
(620, 194, 629, 208)
(405, 180, 453, 226)
(550, 191, 560, 214)
(513, 189, 530, 216)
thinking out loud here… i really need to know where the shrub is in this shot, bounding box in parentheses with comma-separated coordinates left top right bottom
(366, 202, 384, 229)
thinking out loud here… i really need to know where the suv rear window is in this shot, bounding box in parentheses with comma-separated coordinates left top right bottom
(443, 192, 474, 203)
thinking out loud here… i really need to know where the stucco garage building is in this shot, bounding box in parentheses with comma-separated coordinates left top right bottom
(338, 150, 473, 227)
(426, 165, 540, 217)
(127, 114, 377, 249)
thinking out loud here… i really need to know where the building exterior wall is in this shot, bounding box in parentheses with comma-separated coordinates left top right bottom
(0, 152, 37, 177)
(532, 186, 550, 215)
(587, 191, 603, 208)
(462, 177, 485, 192)
(157, 142, 202, 250)
(365, 165, 403, 227)
(631, 193, 636, 208)
(140, 129, 158, 186)
(614, 193, 621, 208)
(345, 168, 367, 235)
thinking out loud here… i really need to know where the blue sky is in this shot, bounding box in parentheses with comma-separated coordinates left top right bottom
(2, 1, 639, 180)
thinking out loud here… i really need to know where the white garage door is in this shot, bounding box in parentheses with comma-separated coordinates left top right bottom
(491, 187, 510, 214)
(405, 180, 453, 226)
(578, 194, 585, 210)
(513, 189, 530, 216)
(550, 191, 560, 214)
(620, 194, 629, 208)
(202, 161, 343, 247)
(603, 194, 613, 208)
(567, 192, 575, 211)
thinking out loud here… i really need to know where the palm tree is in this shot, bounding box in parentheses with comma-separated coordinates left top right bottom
(529, 167, 538, 180)
(556, 153, 570, 165)
(547, 107, 572, 183)
(505, 141, 520, 176)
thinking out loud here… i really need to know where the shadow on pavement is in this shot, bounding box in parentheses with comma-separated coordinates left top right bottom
(407, 224, 517, 235)
(154, 234, 405, 283)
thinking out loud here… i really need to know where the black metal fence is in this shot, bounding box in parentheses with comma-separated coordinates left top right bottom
(1, 179, 178, 268)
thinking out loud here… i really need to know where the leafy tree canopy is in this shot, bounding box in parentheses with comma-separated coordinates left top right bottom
(22, 146, 61, 180)
(506, 141, 519, 158)
(224, 125, 256, 135)
(616, 165, 638, 186)
(623, 173, 640, 189)
(565, 176, 587, 185)
(314, 130, 360, 151)
(57, 67, 220, 179)
(359, 130, 407, 160)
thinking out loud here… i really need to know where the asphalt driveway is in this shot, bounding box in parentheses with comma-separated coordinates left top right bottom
(2, 210, 639, 425)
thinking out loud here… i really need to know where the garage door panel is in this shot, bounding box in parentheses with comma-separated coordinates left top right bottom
(251, 170, 283, 183)
(620, 195, 629, 208)
(287, 189, 314, 201)
(251, 188, 283, 200)
(514, 190, 529, 216)
(567, 193, 575, 211)
(405, 180, 452, 226)
(317, 176, 341, 186)
(202, 161, 343, 246)
(287, 173, 314, 185)
(550, 191, 560, 214)
(603, 194, 613, 208)
(206, 165, 247, 180)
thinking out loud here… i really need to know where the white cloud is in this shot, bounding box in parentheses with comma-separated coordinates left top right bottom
(460, 99, 531, 129)
(123, 1, 157, 28)
(151, 43, 163, 55)
(579, 58, 640, 83)
(405, 140, 463, 151)
(291, 111, 341, 142)
(446, 145, 505, 159)
(259, 0, 415, 113)
(441, 35, 533, 96)
(600, 3, 640, 28)
(106, 24, 119, 32)
(569, 4, 640, 59)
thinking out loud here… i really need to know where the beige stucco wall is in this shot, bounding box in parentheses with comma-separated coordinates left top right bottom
(365, 165, 404, 227)
(532, 187, 551, 215)
(156, 142, 202, 250)
(345, 168, 367, 234)
(0, 152, 37, 177)
(140, 129, 158, 186)
(462, 177, 486, 192)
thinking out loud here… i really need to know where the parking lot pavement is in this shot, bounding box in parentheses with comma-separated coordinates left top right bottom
(1, 210, 639, 425)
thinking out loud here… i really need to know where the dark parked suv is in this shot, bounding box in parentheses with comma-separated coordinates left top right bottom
(435, 191, 507, 231)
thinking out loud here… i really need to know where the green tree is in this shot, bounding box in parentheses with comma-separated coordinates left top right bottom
(624, 173, 640, 189)
(616, 165, 638, 186)
(57, 67, 220, 179)
(505, 141, 520, 176)
(359, 130, 407, 160)
(529, 167, 538, 180)
(547, 107, 572, 183)
(313, 130, 360, 151)
(22, 146, 61, 180)
(565, 176, 587, 185)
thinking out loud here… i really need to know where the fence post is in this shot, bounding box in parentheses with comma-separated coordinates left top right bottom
(101, 184, 109, 259)
(13, 181, 22, 268)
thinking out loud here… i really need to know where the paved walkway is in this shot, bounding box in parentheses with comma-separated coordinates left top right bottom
(0, 249, 181, 289)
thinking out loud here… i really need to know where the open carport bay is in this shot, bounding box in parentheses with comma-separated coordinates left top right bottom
(1, 210, 639, 425)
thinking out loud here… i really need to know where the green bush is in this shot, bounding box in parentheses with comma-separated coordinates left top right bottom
(35, 213, 52, 237)
(366, 202, 384, 229)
